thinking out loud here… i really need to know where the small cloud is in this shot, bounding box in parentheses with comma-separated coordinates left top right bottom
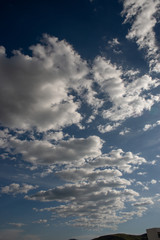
(108, 38, 120, 47)
(1, 183, 38, 195)
(137, 172, 147, 176)
(98, 122, 120, 133)
(32, 219, 48, 224)
(119, 128, 131, 135)
(143, 120, 160, 131)
(151, 179, 157, 184)
(132, 197, 154, 207)
(8, 222, 26, 227)
(124, 70, 140, 77)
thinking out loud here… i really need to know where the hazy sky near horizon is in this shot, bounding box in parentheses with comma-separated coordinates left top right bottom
(0, 0, 160, 240)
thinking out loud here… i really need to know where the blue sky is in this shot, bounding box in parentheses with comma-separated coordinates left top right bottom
(0, 0, 160, 240)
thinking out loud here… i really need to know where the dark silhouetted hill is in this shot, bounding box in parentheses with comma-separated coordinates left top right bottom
(92, 233, 148, 240)
(68, 239, 78, 240)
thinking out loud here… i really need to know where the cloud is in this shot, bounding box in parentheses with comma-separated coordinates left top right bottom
(0, 35, 90, 131)
(107, 38, 122, 54)
(122, 0, 160, 71)
(132, 197, 154, 207)
(1, 183, 38, 195)
(98, 123, 121, 133)
(89, 149, 146, 173)
(32, 219, 47, 224)
(1, 34, 159, 135)
(108, 38, 120, 47)
(0, 33, 158, 232)
(25, 146, 147, 229)
(143, 120, 160, 131)
(151, 179, 157, 184)
(7, 135, 103, 165)
(8, 223, 25, 227)
(93, 56, 160, 125)
(55, 168, 122, 183)
(119, 128, 131, 135)
(30, 187, 139, 229)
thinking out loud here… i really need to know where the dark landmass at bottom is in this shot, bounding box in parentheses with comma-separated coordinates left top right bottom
(92, 233, 148, 240)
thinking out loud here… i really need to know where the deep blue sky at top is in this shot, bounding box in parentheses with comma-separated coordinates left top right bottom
(0, 0, 146, 69)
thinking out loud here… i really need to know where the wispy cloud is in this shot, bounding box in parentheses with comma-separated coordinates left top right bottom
(122, 0, 160, 72)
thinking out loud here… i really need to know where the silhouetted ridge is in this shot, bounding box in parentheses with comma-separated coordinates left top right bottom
(92, 233, 148, 240)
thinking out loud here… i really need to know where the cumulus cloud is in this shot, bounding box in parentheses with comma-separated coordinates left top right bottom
(151, 179, 157, 184)
(119, 128, 131, 135)
(1, 128, 149, 229)
(0, 33, 158, 231)
(7, 135, 102, 165)
(55, 168, 122, 183)
(93, 56, 160, 126)
(1, 183, 38, 195)
(122, 0, 160, 71)
(30, 186, 140, 229)
(107, 38, 122, 54)
(108, 38, 120, 47)
(98, 123, 121, 133)
(143, 120, 160, 131)
(25, 146, 147, 228)
(0, 35, 90, 131)
(88, 149, 146, 173)
(1, 34, 160, 134)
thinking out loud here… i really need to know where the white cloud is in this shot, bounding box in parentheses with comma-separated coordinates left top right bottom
(25, 146, 147, 229)
(0, 33, 158, 232)
(137, 172, 147, 176)
(0, 46, 5, 55)
(122, 0, 160, 71)
(124, 69, 140, 77)
(1, 183, 38, 195)
(55, 168, 122, 183)
(119, 128, 131, 135)
(89, 149, 146, 173)
(32, 219, 47, 224)
(143, 120, 160, 131)
(0, 35, 90, 131)
(98, 123, 120, 133)
(93, 56, 160, 125)
(132, 197, 154, 207)
(108, 38, 120, 47)
(8, 135, 103, 165)
(30, 186, 139, 229)
(42, 131, 65, 141)
(93, 57, 125, 105)
(8, 223, 25, 228)
(151, 179, 157, 184)
(136, 181, 149, 191)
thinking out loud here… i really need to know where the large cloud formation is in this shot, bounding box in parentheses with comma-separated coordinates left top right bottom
(0, 2, 159, 229)
(0, 35, 89, 131)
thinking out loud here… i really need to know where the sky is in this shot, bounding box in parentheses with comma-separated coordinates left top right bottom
(0, 0, 160, 240)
